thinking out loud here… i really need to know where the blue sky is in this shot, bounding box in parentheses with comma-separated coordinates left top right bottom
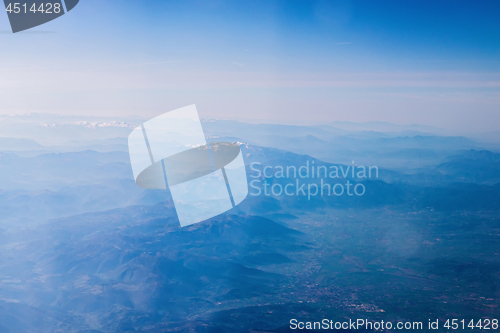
(0, 0, 499, 132)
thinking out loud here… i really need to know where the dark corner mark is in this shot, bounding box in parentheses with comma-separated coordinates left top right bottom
(3, 0, 79, 33)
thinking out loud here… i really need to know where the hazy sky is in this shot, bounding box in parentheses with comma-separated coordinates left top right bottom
(0, 0, 499, 133)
